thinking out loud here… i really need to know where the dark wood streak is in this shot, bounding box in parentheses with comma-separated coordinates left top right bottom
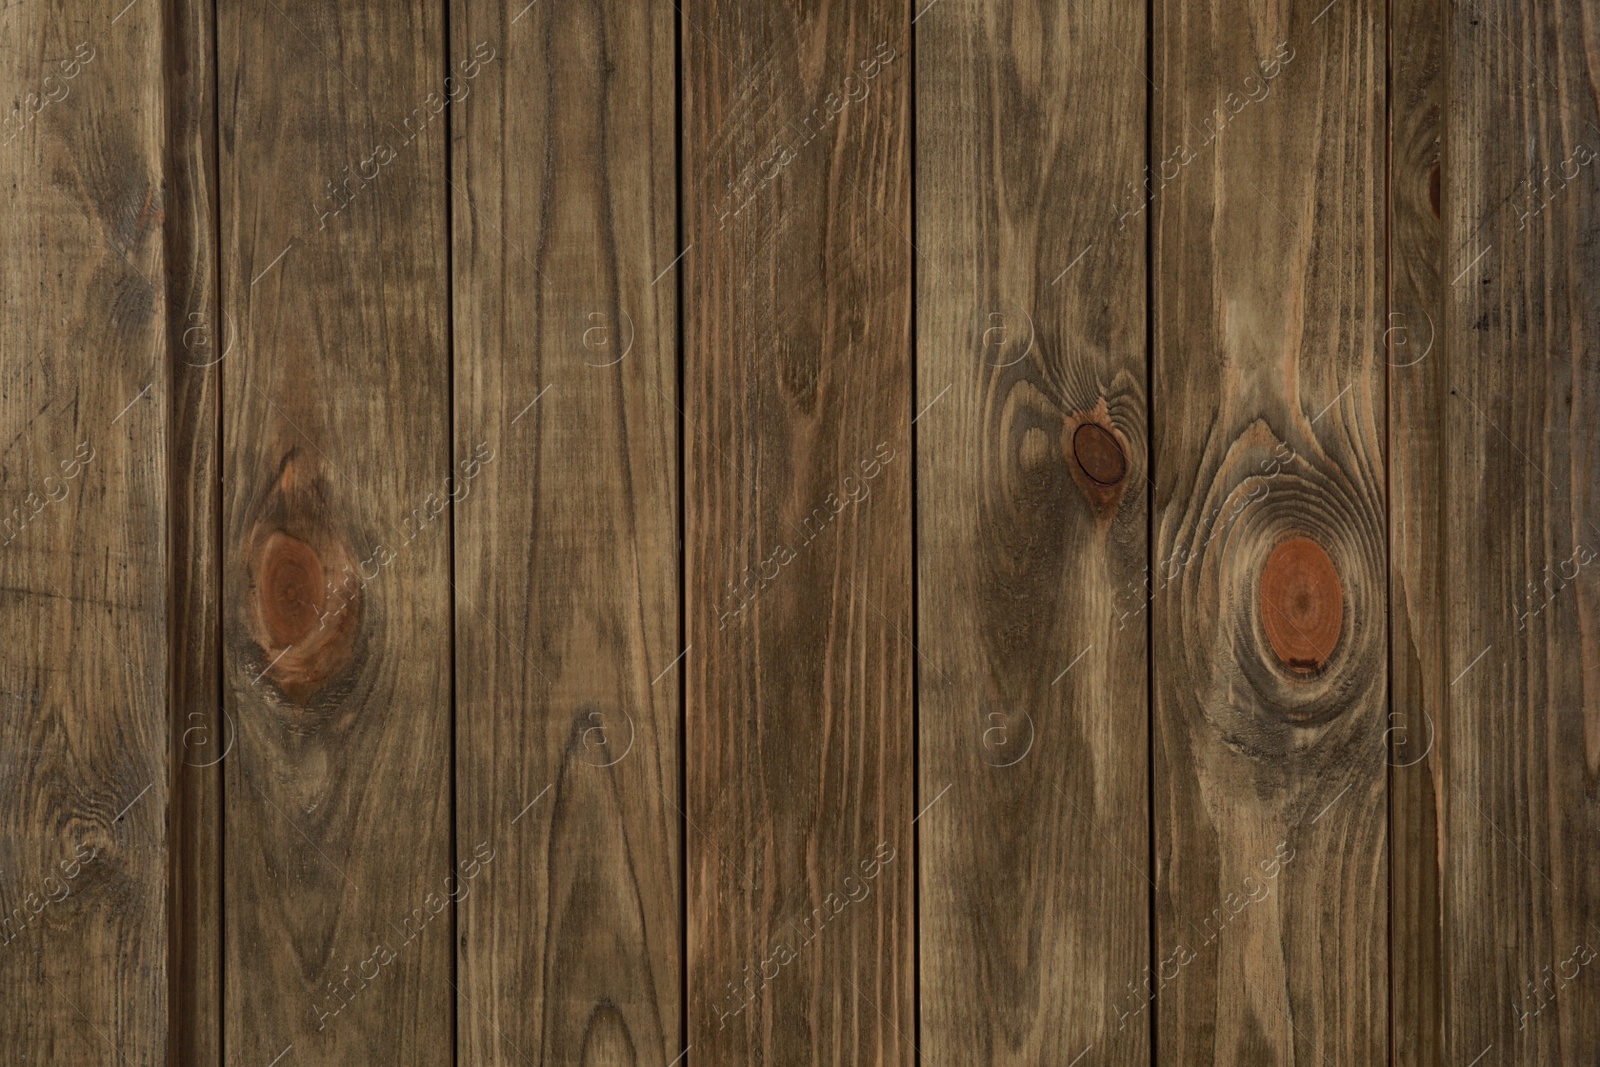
(1388, 0, 1448, 1059)
(165, 0, 224, 1055)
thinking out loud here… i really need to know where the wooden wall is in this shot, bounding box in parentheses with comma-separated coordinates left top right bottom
(0, 0, 1597, 1063)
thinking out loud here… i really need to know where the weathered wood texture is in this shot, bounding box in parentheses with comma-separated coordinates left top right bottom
(1443, 0, 1600, 1061)
(165, 0, 223, 1059)
(217, 0, 453, 1061)
(11, 0, 1600, 1061)
(0, 2, 170, 1063)
(683, 1, 914, 1063)
(1151, 1, 1388, 1062)
(915, 0, 1149, 1062)
(1388, 0, 1447, 1060)
(450, 0, 682, 1063)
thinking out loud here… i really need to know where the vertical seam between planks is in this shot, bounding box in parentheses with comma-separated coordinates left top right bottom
(674, 0, 688, 1058)
(908, 0, 921, 1061)
(443, 0, 460, 1057)
(212, 0, 226, 1058)
(162, 0, 181, 1055)
(1384, 0, 1396, 1059)
(162, 0, 176, 1057)
(1143, 0, 1157, 1060)
(1436, 3, 1451, 1059)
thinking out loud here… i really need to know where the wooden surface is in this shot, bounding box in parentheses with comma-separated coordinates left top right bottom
(1443, 0, 1600, 1062)
(450, 0, 681, 1063)
(1387, 0, 1447, 1059)
(2, 0, 1600, 1062)
(0, 1, 171, 1064)
(682, 0, 914, 1063)
(217, 0, 453, 1061)
(916, 0, 1149, 1062)
(166, 0, 223, 1060)
(1151, 1, 1389, 1063)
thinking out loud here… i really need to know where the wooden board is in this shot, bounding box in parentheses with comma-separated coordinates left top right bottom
(1387, 0, 1447, 1060)
(449, 0, 682, 1064)
(682, 2, 914, 1063)
(1442, 0, 1600, 1060)
(915, 0, 1150, 1062)
(0, 1, 170, 1063)
(217, 0, 453, 1061)
(166, 0, 224, 1058)
(1150, 2, 1388, 1063)
(9, 0, 1600, 1060)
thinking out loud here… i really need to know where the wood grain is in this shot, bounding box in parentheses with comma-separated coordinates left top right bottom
(915, 0, 1150, 1062)
(165, 0, 223, 1058)
(1387, 0, 1447, 1058)
(0, 2, 170, 1063)
(218, 0, 453, 1060)
(1150, 2, 1388, 1062)
(8, 1, 1600, 1060)
(450, 0, 681, 1063)
(683, 1, 914, 1063)
(1443, 0, 1600, 1060)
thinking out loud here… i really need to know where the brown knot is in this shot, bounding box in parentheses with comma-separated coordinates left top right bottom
(1072, 423, 1127, 486)
(1259, 536, 1342, 673)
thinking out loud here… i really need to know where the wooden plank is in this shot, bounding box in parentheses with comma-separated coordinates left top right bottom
(217, 0, 453, 1061)
(0, 2, 170, 1063)
(165, 0, 224, 1058)
(682, 3, 913, 1063)
(1443, 0, 1600, 1060)
(449, 2, 681, 1064)
(1387, 0, 1446, 1059)
(915, 0, 1149, 1062)
(1150, 3, 1388, 1062)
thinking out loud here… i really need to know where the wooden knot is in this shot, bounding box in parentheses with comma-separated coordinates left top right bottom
(242, 452, 361, 704)
(260, 533, 326, 646)
(1259, 537, 1342, 673)
(1072, 423, 1127, 485)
